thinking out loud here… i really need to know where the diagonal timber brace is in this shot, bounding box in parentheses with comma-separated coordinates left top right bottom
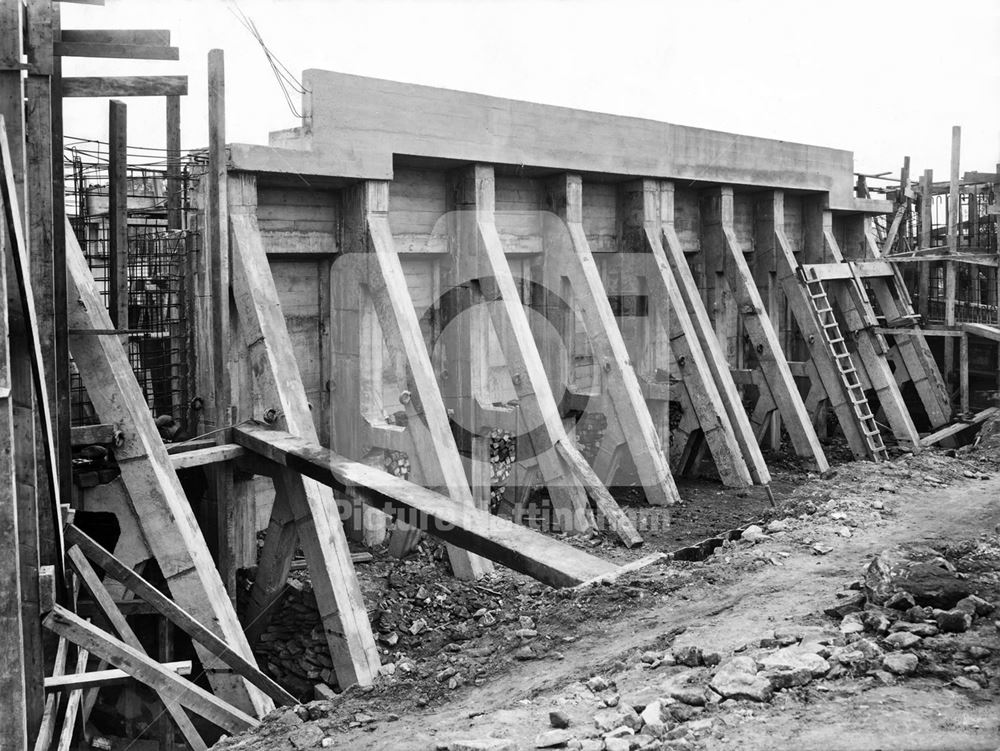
(340, 180, 493, 579)
(541, 174, 681, 504)
(707, 187, 829, 472)
(228, 183, 382, 690)
(65, 220, 272, 717)
(621, 180, 758, 487)
(453, 165, 642, 546)
(655, 182, 771, 485)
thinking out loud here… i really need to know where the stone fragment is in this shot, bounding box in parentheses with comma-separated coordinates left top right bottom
(701, 650, 722, 667)
(604, 738, 630, 751)
(741, 525, 766, 543)
(956, 595, 993, 616)
(672, 646, 702, 667)
(762, 665, 812, 689)
(669, 685, 707, 706)
(513, 646, 537, 660)
(535, 729, 572, 748)
(586, 676, 610, 693)
(549, 710, 571, 729)
(884, 632, 921, 650)
(709, 657, 773, 702)
(313, 683, 337, 701)
(639, 700, 666, 736)
(889, 620, 938, 637)
(766, 519, 789, 533)
(951, 676, 981, 690)
(757, 646, 830, 677)
(936, 610, 972, 633)
(882, 653, 918, 676)
(966, 645, 991, 660)
(824, 592, 867, 619)
(450, 740, 518, 751)
(289, 726, 326, 749)
(865, 550, 971, 608)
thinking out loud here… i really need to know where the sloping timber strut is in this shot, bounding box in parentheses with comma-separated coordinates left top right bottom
(65, 219, 272, 717)
(228, 178, 382, 689)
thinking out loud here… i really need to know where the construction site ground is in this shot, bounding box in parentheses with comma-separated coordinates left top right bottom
(213, 432, 1000, 751)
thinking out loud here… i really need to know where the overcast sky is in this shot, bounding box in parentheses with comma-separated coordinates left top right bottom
(61, 0, 1000, 183)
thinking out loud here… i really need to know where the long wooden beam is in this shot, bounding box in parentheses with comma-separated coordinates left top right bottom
(343, 180, 492, 578)
(545, 175, 684, 501)
(45, 661, 191, 691)
(657, 182, 771, 485)
(43, 605, 258, 735)
(61, 75, 187, 97)
(234, 423, 620, 587)
(229, 190, 381, 689)
(65, 218, 271, 717)
(920, 407, 999, 447)
(64, 524, 296, 707)
(54, 42, 179, 60)
(60, 29, 171, 45)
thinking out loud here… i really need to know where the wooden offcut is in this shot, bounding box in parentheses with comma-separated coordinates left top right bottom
(61, 75, 187, 97)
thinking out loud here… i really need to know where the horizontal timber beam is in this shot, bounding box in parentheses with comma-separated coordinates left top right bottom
(169, 443, 246, 470)
(60, 29, 171, 45)
(233, 424, 620, 588)
(920, 407, 999, 447)
(62, 76, 188, 98)
(54, 42, 179, 60)
(45, 661, 191, 691)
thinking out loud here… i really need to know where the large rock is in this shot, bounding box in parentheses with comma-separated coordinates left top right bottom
(882, 653, 918, 676)
(534, 729, 572, 748)
(594, 704, 641, 733)
(709, 657, 773, 702)
(757, 646, 830, 678)
(865, 548, 971, 608)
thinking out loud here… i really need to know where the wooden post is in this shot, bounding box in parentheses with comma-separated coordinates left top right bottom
(165, 94, 181, 231)
(108, 99, 127, 329)
(0, 181, 28, 751)
(918, 169, 933, 318)
(207, 49, 234, 592)
(944, 127, 960, 386)
(959, 332, 969, 414)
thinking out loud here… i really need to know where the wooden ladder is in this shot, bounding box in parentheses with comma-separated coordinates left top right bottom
(800, 266, 889, 461)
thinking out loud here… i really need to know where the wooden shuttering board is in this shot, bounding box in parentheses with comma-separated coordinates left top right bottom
(61, 75, 188, 97)
(229, 198, 382, 689)
(233, 423, 619, 587)
(64, 218, 272, 717)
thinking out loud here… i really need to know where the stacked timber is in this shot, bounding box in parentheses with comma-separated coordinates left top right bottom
(384, 450, 411, 479)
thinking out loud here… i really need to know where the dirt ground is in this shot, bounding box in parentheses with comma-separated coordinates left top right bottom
(212, 438, 1000, 751)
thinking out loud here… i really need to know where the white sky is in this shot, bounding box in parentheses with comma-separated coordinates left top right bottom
(62, 0, 1000, 182)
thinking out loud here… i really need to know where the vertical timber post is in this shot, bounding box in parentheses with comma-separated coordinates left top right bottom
(108, 99, 127, 330)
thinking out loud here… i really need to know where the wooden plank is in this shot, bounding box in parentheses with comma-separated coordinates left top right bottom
(60, 29, 170, 45)
(46, 661, 191, 691)
(658, 182, 771, 485)
(54, 42, 178, 60)
(229, 195, 381, 689)
(344, 180, 492, 579)
(108, 99, 127, 328)
(713, 187, 829, 470)
(169, 443, 246, 470)
(61, 75, 187, 97)
(802, 261, 895, 280)
(54, 642, 88, 751)
(70, 423, 115, 446)
(545, 175, 685, 500)
(166, 94, 181, 230)
(67, 544, 206, 749)
(32, 636, 67, 751)
(233, 423, 620, 587)
(64, 524, 296, 707)
(920, 407, 999, 447)
(65, 219, 271, 717)
(962, 322, 1000, 343)
(43, 605, 258, 735)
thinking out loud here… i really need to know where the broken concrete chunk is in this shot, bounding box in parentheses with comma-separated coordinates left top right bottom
(549, 710, 571, 729)
(884, 631, 922, 650)
(586, 676, 610, 693)
(534, 729, 572, 748)
(709, 656, 773, 702)
(936, 610, 973, 633)
(882, 652, 918, 676)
